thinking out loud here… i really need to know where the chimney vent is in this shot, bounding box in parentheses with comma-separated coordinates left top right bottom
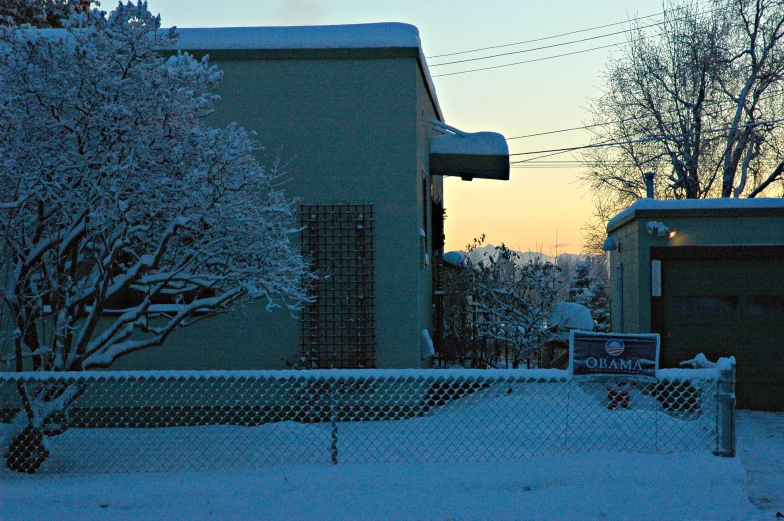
(644, 172, 656, 199)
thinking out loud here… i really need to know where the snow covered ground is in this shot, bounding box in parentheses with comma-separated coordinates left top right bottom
(736, 410, 784, 514)
(0, 452, 759, 520)
(0, 376, 720, 476)
(1, 411, 781, 521)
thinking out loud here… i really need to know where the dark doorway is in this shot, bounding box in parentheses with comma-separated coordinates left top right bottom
(651, 246, 784, 411)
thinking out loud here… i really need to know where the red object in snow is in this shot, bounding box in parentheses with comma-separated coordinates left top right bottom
(607, 390, 631, 409)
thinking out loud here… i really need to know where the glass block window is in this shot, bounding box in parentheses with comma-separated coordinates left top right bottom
(300, 204, 376, 368)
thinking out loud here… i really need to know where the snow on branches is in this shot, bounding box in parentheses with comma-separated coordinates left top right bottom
(445, 238, 561, 369)
(0, 0, 96, 28)
(0, 2, 312, 373)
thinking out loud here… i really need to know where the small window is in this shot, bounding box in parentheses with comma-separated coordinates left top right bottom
(747, 296, 784, 316)
(671, 296, 738, 316)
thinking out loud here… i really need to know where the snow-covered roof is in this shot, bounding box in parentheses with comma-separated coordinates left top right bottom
(174, 23, 421, 51)
(608, 197, 784, 232)
(172, 23, 442, 120)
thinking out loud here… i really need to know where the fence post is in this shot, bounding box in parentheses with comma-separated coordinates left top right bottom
(330, 380, 339, 465)
(713, 359, 736, 457)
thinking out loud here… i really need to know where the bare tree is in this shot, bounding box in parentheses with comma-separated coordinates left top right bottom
(581, 0, 730, 201)
(719, 0, 784, 197)
(580, 0, 784, 247)
(0, 2, 312, 472)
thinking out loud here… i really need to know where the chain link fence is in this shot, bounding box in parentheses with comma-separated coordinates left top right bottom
(0, 367, 732, 477)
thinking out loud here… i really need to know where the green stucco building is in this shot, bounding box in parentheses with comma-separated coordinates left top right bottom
(112, 23, 509, 371)
(605, 198, 784, 410)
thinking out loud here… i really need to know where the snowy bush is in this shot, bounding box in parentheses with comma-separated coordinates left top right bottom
(0, 2, 312, 471)
(0, 0, 97, 28)
(469, 243, 561, 368)
(441, 237, 561, 368)
(566, 256, 610, 332)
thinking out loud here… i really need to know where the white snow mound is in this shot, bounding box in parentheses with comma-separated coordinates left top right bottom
(548, 302, 594, 331)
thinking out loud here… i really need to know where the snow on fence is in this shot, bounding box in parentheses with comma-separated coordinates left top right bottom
(0, 367, 733, 477)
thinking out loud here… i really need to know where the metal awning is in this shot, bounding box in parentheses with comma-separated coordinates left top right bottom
(429, 120, 509, 181)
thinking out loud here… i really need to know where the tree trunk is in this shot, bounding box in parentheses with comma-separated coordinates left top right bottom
(4, 381, 84, 473)
(6, 424, 49, 474)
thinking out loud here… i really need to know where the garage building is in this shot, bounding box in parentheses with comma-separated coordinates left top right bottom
(604, 198, 784, 411)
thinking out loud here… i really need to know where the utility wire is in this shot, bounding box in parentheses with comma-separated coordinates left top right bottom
(432, 42, 622, 78)
(505, 84, 784, 142)
(508, 117, 784, 163)
(426, 11, 664, 59)
(429, 18, 673, 67)
(511, 160, 649, 168)
(512, 160, 633, 165)
(506, 124, 602, 140)
(432, 4, 720, 77)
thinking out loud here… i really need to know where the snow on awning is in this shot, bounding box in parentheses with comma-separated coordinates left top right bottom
(429, 120, 509, 181)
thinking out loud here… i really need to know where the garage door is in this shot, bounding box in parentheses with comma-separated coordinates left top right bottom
(654, 248, 784, 411)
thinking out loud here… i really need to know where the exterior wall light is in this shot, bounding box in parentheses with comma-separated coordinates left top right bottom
(667, 230, 677, 239)
(602, 236, 619, 252)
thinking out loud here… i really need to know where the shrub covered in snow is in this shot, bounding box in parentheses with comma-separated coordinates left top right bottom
(566, 256, 610, 332)
(0, 2, 311, 472)
(440, 237, 561, 368)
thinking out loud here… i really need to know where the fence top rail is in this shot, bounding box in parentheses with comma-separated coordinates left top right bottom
(0, 367, 719, 382)
(657, 368, 719, 381)
(0, 368, 570, 381)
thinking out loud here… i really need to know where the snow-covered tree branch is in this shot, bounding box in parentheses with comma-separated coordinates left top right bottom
(0, 2, 313, 471)
(449, 239, 561, 369)
(0, 0, 97, 28)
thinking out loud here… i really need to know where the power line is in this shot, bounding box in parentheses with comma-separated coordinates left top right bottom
(432, 42, 622, 78)
(513, 160, 629, 164)
(425, 12, 664, 59)
(506, 124, 600, 140)
(511, 165, 624, 168)
(429, 18, 671, 68)
(511, 160, 645, 168)
(508, 117, 784, 163)
(431, 4, 721, 77)
(505, 84, 784, 143)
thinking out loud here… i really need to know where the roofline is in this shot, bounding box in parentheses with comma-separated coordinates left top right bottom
(607, 202, 784, 233)
(416, 50, 444, 122)
(170, 25, 444, 121)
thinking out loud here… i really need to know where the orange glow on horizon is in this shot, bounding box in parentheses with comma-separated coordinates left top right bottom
(443, 168, 593, 255)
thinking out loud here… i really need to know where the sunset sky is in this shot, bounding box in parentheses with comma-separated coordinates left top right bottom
(150, 0, 664, 254)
